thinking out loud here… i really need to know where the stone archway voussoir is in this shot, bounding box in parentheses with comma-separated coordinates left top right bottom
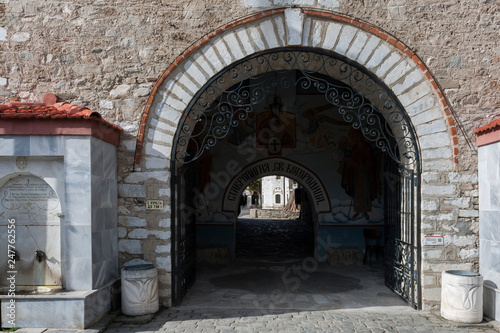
(137, 9, 460, 169)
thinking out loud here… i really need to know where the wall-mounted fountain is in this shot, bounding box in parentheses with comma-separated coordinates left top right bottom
(0, 94, 122, 329)
(0, 175, 62, 291)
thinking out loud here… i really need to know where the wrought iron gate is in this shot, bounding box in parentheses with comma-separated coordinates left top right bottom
(171, 162, 197, 304)
(384, 161, 421, 308)
(170, 48, 421, 307)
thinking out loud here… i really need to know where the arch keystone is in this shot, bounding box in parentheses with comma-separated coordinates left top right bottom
(284, 8, 304, 45)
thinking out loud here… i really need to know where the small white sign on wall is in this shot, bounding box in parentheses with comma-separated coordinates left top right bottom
(146, 200, 164, 211)
(424, 235, 444, 246)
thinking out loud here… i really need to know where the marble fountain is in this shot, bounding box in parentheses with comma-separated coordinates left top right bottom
(0, 99, 122, 329)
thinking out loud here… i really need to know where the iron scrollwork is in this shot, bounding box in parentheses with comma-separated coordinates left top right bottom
(173, 49, 419, 167)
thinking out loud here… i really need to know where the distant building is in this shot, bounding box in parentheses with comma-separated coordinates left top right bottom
(261, 176, 296, 209)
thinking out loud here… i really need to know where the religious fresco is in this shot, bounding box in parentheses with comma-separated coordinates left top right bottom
(192, 81, 386, 226)
(255, 110, 296, 149)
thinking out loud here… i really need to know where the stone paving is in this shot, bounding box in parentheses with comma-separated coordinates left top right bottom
(101, 307, 500, 333)
(100, 216, 500, 333)
(14, 216, 499, 332)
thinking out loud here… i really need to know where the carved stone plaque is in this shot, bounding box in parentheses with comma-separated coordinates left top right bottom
(0, 175, 60, 224)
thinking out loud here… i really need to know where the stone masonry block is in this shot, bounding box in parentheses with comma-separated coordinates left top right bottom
(318, 0, 340, 6)
(416, 119, 447, 136)
(443, 234, 475, 247)
(157, 104, 182, 124)
(127, 228, 149, 239)
(423, 288, 442, 302)
(412, 109, 443, 129)
(448, 172, 478, 184)
(384, 58, 415, 87)
(119, 216, 147, 227)
(200, 43, 226, 75)
(247, 24, 266, 51)
(357, 35, 380, 65)
(422, 159, 453, 172)
(422, 147, 453, 160)
(118, 184, 146, 198)
(375, 52, 402, 78)
(405, 94, 437, 117)
(191, 51, 217, 81)
(0, 27, 6, 41)
(419, 132, 451, 149)
(157, 90, 187, 112)
(144, 143, 169, 158)
(346, 30, 368, 61)
(119, 239, 142, 254)
(365, 43, 391, 70)
(145, 156, 168, 170)
(212, 37, 233, 67)
(302, 17, 312, 46)
(320, 21, 342, 50)
(422, 172, 440, 183)
(423, 274, 437, 286)
(150, 130, 174, 146)
(334, 25, 357, 56)
(259, 19, 281, 49)
(222, 32, 246, 61)
(421, 222, 435, 231)
(124, 171, 170, 184)
(391, 68, 424, 96)
(459, 249, 478, 260)
(273, 15, 286, 46)
(422, 200, 438, 211)
(422, 184, 456, 196)
(171, 71, 197, 103)
(150, 117, 176, 134)
(156, 256, 172, 271)
(398, 81, 434, 108)
(177, 72, 200, 95)
(311, 20, 324, 47)
(458, 209, 479, 217)
(156, 245, 171, 253)
(422, 262, 474, 272)
(424, 249, 444, 260)
(444, 197, 471, 209)
(118, 227, 127, 238)
(235, 27, 256, 55)
(285, 8, 303, 46)
(436, 212, 455, 222)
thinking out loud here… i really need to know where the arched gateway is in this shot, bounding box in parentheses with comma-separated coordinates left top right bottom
(136, 8, 458, 310)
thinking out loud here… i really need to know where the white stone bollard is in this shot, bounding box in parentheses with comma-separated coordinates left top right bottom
(441, 270, 483, 323)
(121, 264, 159, 316)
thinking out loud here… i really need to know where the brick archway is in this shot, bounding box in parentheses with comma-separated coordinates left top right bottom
(136, 8, 458, 168)
(134, 8, 460, 309)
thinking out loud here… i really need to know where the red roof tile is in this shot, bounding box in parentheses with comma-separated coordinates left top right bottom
(0, 94, 122, 131)
(474, 118, 500, 135)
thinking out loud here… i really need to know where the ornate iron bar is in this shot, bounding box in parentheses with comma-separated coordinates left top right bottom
(384, 162, 417, 308)
(174, 49, 419, 167)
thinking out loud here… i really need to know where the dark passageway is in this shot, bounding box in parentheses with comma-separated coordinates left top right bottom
(236, 214, 314, 261)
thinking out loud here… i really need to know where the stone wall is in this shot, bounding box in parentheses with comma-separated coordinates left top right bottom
(1, 0, 497, 308)
(249, 208, 300, 219)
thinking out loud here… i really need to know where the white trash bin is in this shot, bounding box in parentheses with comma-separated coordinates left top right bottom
(121, 264, 159, 316)
(441, 270, 483, 323)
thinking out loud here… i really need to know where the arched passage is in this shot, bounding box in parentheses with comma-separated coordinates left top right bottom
(136, 8, 460, 310)
(222, 158, 331, 214)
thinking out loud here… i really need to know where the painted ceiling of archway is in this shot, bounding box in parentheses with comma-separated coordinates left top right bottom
(187, 71, 389, 226)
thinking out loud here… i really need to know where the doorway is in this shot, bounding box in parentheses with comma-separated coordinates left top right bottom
(171, 48, 421, 308)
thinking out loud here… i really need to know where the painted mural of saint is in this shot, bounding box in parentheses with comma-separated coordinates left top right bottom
(338, 128, 378, 220)
(299, 104, 346, 149)
(256, 110, 296, 148)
